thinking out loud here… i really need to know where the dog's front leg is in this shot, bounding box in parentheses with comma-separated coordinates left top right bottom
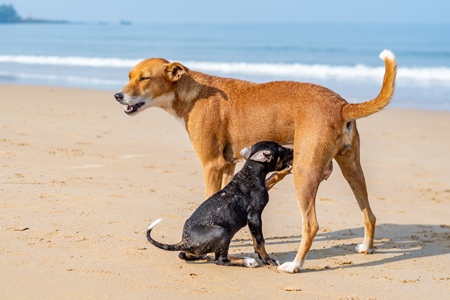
(265, 165, 292, 191)
(202, 162, 226, 197)
(221, 163, 236, 189)
(247, 213, 280, 266)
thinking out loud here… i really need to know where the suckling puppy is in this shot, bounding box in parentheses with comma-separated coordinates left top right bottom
(146, 141, 293, 267)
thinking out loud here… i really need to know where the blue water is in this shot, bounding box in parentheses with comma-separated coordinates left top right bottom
(1, 23, 450, 111)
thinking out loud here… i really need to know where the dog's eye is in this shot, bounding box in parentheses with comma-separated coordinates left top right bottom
(139, 77, 150, 82)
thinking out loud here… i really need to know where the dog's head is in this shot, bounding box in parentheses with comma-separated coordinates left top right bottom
(240, 141, 293, 173)
(114, 58, 189, 116)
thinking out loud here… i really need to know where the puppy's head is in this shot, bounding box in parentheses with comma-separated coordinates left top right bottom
(114, 58, 189, 116)
(240, 141, 293, 173)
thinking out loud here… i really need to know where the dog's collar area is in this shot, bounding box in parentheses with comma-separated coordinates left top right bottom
(124, 102, 145, 115)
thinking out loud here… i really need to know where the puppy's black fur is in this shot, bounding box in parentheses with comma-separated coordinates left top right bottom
(146, 141, 293, 267)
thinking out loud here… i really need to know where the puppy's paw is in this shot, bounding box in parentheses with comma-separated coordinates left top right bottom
(263, 256, 280, 266)
(279, 165, 293, 175)
(179, 252, 209, 260)
(277, 261, 303, 273)
(355, 244, 374, 254)
(243, 257, 260, 268)
(178, 252, 187, 260)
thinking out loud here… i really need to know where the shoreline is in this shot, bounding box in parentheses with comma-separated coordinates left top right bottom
(4, 82, 450, 113)
(1, 84, 449, 299)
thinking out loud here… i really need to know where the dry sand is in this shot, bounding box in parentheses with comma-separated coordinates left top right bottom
(1, 84, 449, 299)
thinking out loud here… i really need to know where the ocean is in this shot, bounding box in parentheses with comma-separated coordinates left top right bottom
(1, 22, 450, 111)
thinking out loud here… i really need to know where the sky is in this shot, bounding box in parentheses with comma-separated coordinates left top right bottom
(4, 0, 450, 24)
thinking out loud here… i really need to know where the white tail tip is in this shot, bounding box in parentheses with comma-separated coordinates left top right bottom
(379, 49, 395, 61)
(148, 218, 162, 230)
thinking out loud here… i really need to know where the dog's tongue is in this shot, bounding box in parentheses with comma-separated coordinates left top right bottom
(124, 102, 145, 115)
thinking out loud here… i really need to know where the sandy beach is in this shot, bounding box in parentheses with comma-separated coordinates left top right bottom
(1, 84, 449, 299)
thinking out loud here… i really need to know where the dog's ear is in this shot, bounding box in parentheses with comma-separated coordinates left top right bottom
(240, 147, 252, 160)
(164, 62, 189, 82)
(249, 150, 273, 162)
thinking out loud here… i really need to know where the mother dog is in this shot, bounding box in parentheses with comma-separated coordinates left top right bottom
(114, 50, 396, 273)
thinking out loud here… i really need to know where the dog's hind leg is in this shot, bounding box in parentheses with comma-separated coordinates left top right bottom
(215, 253, 259, 268)
(335, 131, 376, 254)
(278, 134, 334, 273)
(265, 161, 331, 191)
(178, 252, 208, 261)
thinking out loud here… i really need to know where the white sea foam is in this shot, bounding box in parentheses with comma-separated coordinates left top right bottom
(0, 55, 140, 68)
(185, 61, 450, 83)
(1, 54, 450, 83)
(0, 70, 123, 85)
(187, 61, 387, 80)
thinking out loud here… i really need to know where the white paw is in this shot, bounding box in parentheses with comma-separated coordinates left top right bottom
(277, 261, 303, 273)
(244, 257, 259, 268)
(355, 243, 373, 254)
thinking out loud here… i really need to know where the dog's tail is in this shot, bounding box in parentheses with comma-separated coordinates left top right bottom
(342, 50, 397, 121)
(146, 218, 187, 251)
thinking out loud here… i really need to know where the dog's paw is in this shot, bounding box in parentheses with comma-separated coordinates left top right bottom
(280, 165, 293, 174)
(243, 257, 260, 268)
(277, 261, 303, 273)
(355, 244, 374, 254)
(263, 256, 280, 266)
(178, 252, 209, 261)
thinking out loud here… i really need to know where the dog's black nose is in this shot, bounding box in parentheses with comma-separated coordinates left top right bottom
(114, 92, 123, 102)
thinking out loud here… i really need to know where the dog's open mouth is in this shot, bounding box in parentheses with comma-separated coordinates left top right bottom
(124, 102, 145, 115)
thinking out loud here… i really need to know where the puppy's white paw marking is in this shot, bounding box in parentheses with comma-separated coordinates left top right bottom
(355, 243, 373, 254)
(244, 257, 259, 268)
(277, 261, 303, 273)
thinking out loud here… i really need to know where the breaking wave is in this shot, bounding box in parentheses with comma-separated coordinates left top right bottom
(1, 54, 450, 83)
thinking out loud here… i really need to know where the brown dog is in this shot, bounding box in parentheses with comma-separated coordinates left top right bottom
(114, 50, 396, 273)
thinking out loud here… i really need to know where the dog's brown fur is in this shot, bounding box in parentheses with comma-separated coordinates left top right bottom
(115, 50, 397, 273)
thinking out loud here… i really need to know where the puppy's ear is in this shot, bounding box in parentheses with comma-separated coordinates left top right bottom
(249, 150, 273, 162)
(240, 147, 252, 160)
(164, 62, 189, 82)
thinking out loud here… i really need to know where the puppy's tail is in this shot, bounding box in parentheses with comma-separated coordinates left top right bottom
(146, 218, 187, 251)
(342, 50, 397, 121)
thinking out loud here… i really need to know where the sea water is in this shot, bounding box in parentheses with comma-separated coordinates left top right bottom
(0, 23, 449, 111)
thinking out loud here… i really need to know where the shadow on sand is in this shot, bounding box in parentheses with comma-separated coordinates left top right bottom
(227, 223, 450, 270)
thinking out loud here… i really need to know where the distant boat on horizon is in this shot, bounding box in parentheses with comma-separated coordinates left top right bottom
(120, 20, 132, 25)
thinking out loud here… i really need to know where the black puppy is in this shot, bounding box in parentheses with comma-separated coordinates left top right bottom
(146, 141, 293, 268)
